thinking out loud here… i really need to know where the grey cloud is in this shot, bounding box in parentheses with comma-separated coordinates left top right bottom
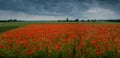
(0, 0, 120, 19)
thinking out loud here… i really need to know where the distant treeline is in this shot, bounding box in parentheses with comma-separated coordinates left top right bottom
(100, 19, 120, 22)
(0, 19, 23, 22)
(58, 18, 120, 22)
(0, 19, 120, 22)
(80, 19, 120, 22)
(58, 18, 79, 22)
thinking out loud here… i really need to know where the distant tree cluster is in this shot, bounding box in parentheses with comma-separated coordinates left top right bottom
(58, 18, 120, 22)
(80, 19, 96, 22)
(0, 19, 23, 22)
(105, 19, 120, 22)
(82, 19, 120, 22)
(8, 19, 17, 22)
(58, 18, 79, 22)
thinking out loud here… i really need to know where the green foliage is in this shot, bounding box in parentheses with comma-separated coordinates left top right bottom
(0, 26, 19, 33)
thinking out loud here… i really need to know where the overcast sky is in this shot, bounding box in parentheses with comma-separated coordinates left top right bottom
(0, 0, 120, 20)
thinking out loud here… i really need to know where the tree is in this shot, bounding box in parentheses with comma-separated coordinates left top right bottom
(75, 18, 79, 22)
(81, 20, 84, 22)
(13, 19, 17, 22)
(66, 18, 69, 22)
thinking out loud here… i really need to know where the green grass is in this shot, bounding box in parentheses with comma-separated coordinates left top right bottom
(0, 22, 25, 33)
(0, 22, 44, 33)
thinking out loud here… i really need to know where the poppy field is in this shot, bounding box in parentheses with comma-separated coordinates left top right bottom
(0, 23, 120, 58)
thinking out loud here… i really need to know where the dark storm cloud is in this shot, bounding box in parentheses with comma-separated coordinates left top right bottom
(0, 0, 120, 19)
(97, 0, 120, 14)
(0, 0, 89, 15)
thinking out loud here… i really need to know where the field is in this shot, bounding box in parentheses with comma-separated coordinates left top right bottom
(0, 22, 120, 58)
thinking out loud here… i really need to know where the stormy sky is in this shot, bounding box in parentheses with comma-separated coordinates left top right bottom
(0, 0, 120, 20)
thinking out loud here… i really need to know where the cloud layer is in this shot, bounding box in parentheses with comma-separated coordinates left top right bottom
(0, 0, 120, 20)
